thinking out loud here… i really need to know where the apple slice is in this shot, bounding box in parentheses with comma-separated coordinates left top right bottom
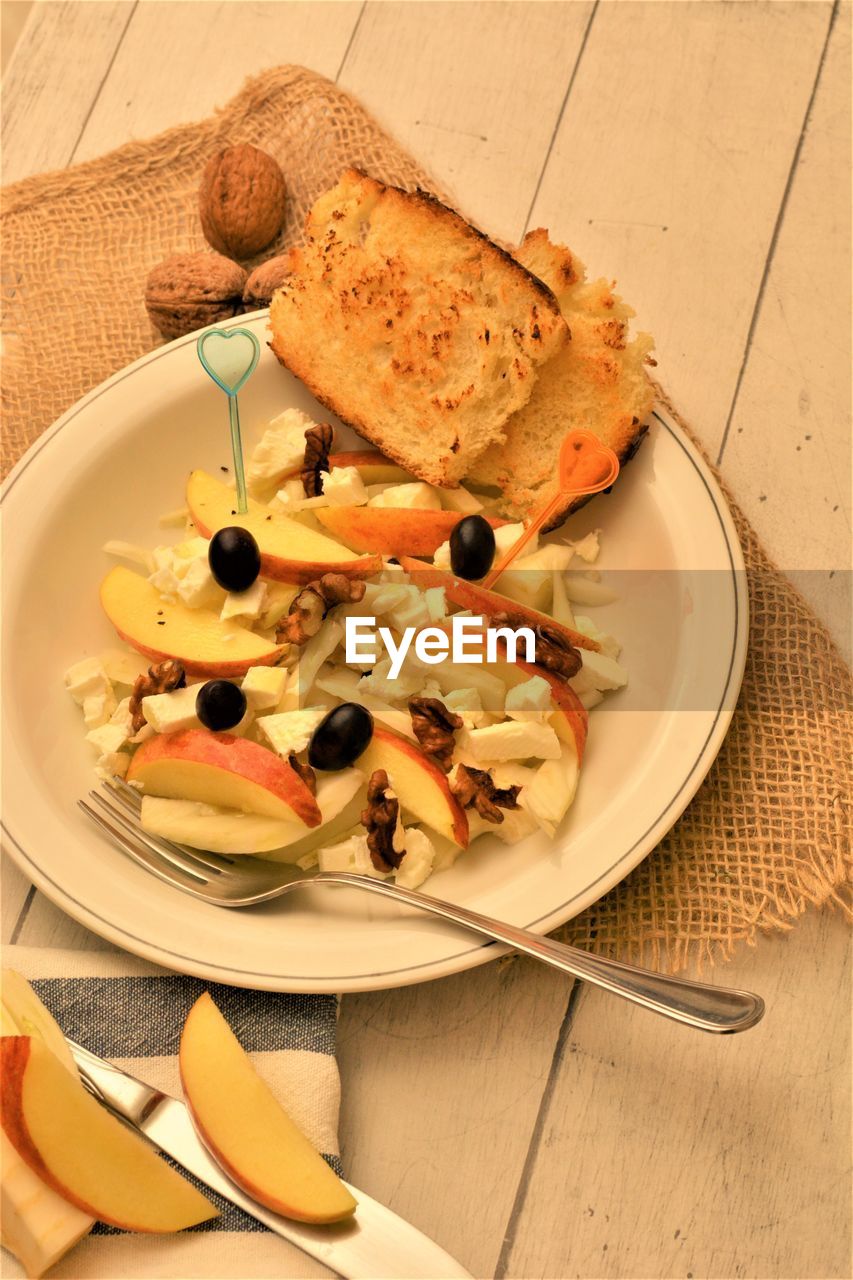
(101, 565, 285, 678)
(357, 727, 469, 847)
(314, 508, 505, 557)
(127, 730, 321, 826)
(398, 556, 601, 653)
(180, 993, 356, 1223)
(1, 1037, 217, 1233)
(187, 470, 381, 584)
(282, 450, 410, 486)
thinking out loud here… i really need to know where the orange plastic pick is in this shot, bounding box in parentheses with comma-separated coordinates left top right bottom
(482, 429, 620, 589)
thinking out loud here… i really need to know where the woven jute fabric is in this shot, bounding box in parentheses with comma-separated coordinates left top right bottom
(2, 66, 849, 971)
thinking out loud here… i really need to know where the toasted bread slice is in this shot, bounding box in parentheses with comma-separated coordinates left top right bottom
(268, 171, 568, 486)
(466, 230, 655, 529)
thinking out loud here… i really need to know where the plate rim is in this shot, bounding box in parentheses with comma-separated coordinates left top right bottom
(2, 319, 748, 991)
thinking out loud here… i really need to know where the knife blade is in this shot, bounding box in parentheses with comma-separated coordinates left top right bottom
(67, 1040, 472, 1280)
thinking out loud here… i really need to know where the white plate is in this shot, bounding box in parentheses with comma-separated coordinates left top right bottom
(1, 313, 747, 992)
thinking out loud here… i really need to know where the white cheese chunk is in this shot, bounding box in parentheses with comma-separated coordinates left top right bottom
(95, 751, 131, 781)
(569, 648, 628, 695)
(465, 720, 561, 762)
(367, 481, 441, 510)
(386, 585, 432, 632)
(504, 675, 552, 722)
(140, 684, 202, 734)
(241, 665, 289, 711)
(85, 722, 128, 756)
(176, 556, 225, 610)
(318, 833, 389, 877)
(82, 688, 117, 729)
(439, 485, 483, 514)
(395, 827, 436, 889)
(257, 706, 327, 757)
(494, 522, 537, 558)
(433, 539, 452, 568)
(64, 657, 112, 705)
(247, 408, 315, 492)
(425, 587, 446, 621)
(322, 466, 369, 507)
(442, 686, 488, 728)
(220, 578, 267, 621)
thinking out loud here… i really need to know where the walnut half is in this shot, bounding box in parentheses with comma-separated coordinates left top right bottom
(361, 769, 405, 871)
(451, 764, 522, 825)
(407, 697, 462, 773)
(276, 573, 366, 645)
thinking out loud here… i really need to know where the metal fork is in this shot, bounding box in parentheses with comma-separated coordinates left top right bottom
(79, 780, 764, 1035)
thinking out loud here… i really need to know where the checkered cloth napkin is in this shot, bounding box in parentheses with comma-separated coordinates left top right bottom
(3, 945, 344, 1279)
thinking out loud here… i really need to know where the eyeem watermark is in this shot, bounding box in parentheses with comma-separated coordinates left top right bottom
(345, 615, 536, 678)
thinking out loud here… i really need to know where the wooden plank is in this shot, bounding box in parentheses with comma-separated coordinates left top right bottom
(337, 960, 574, 1279)
(71, 0, 363, 162)
(1, 1, 132, 182)
(718, 3, 851, 655)
(526, 0, 834, 457)
(500, 909, 852, 1280)
(11, 886, 119, 952)
(339, 0, 595, 242)
(1, 854, 32, 944)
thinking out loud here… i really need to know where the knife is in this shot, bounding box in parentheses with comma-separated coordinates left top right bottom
(67, 1041, 472, 1280)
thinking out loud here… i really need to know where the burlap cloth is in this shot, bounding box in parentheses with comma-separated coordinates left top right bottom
(2, 66, 850, 972)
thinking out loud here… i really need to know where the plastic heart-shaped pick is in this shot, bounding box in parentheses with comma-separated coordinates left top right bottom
(558, 428, 620, 494)
(197, 327, 260, 396)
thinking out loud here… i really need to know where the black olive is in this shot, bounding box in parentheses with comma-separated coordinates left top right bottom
(308, 703, 374, 771)
(208, 526, 261, 592)
(196, 680, 247, 731)
(449, 514, 496, 580)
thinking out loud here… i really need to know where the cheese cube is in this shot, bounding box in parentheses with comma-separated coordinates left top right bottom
(425, 587, 446, 621)
(140, 684, 202, 734)
(386, 585, 432, 632)
(220, 579, 267, 622)
(247, 408, 315, 491)
(494, 522, 537, 559)
(395, 827, 436, 889)
(82, 689, 117, 729)
(241, 666, 289, 711)
(367, 482, 441, 510)
(439, 486, 483, 514)
(85, 722, 128, 756)
(521, 746, 580, 837)
(442, 687, 487, 728)
(322, 466, 369, 507)
(433, 539, 452, 568)
(95, 752, 131, 781)
(64, 657, 112, 705)
(504, 675, 552, 722)
(257, 706, 327, 757)
(465, 720, 561, 762)
(177, 556, 224, 610)
(318, 834, 389, 878)
(569, 649, 628, 695)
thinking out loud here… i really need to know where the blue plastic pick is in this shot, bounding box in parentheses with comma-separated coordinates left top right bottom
(196, 326, 260, 514)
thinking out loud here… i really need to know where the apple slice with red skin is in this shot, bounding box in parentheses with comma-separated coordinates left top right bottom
(356, 726, 468, 847)
(101, 566, 285, 679)
(127, 730, 321, 826)
(0, 1037, 218, 1233)
(186, 470, 381, 585)
(398, 556, 600, 654)
(180, 993, 356, 1223)
(282, 450, 410, 486)
(315, 507, 506, 557)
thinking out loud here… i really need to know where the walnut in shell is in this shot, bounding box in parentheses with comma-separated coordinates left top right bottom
(199, 144, 287, 259)
(243, 253, 292, 309)
(145, 252, 247, 340)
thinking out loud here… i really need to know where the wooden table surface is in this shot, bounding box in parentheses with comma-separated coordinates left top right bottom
(2, 3, 850, 1278)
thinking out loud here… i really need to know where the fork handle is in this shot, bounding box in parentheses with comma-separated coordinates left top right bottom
(314, 873, 764, 1034)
